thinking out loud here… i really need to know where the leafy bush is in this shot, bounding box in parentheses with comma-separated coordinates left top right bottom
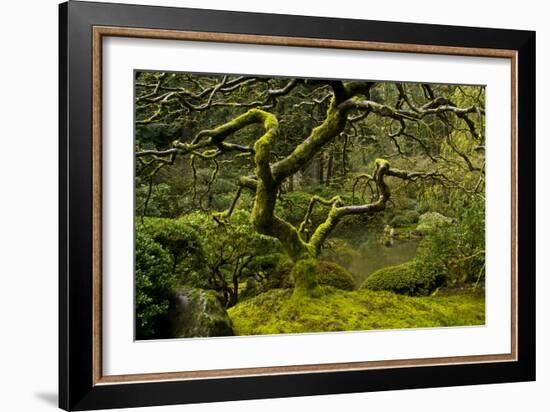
(416, 212, 454, 234)
(362, 195, 485, 296)
(139, 210, 283, 296)
(265, 260, 295, 289)
(317, 261, 356, 291)
(390, 210, 420, 227)
(360, 261, 443, 295)
(139, 217, 208, 288)
(415, 197, 485, 286)
(136, 182, 176, 218)
(135, 231, 177, 339)
(265, 259, 356, 291)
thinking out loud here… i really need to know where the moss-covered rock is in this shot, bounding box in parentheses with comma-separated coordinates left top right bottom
(416, 212, 454, 235)
(317, 261, 356, 291)
(168, 287, 234, 338)
(360, 261, 443, 296)
(227, 287, 485, 336)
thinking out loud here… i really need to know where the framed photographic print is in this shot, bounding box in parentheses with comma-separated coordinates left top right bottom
(59, 1, 536, 410)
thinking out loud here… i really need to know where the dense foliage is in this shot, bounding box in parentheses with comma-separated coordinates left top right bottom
(135, 231, 177, 339)
(134, 71, 486, 338)
(140, 210, 282, 307)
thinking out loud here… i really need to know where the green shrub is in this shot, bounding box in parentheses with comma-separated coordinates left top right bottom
(139, 217, 208, 288)
(266, 260, 295, 289)
(399, 197, 418, 210)
(360, 261, 443, 296)
(317, 261, 356, 291)
(362, 196, 485, 295)
(390, 210, 420, 227)
(178, 210, 282, 306)
(139, 210, 282, 297)
(136, 182, 175, 218)
(416, 212, 454, 234)
(266, 260, 356, 291)
(135, 231, 177, 339)
(415, 200, 485, 286)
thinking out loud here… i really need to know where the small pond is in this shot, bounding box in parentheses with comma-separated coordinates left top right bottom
(350, 233, 420, 285)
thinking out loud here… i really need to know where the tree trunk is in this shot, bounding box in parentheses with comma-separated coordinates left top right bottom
(288, 174, 294, 192)
(291, 257, 321, 298)
(318, 154, 324, 185)
(326, 152, 334, 186)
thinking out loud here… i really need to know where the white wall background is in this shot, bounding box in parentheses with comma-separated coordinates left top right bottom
(0, 0, 546, 411)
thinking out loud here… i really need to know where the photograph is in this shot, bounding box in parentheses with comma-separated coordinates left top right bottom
(0, 0, 531, 410)
(134, 71, 487, 340)
(0, 0, 542, 410)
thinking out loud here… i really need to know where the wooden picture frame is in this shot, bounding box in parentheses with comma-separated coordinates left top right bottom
(59, 1, 535, 410)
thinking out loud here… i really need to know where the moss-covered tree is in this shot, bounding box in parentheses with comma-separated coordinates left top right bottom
(136, 73, 485, 296)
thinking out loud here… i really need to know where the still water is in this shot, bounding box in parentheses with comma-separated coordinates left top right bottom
(350, 234, 420, 284)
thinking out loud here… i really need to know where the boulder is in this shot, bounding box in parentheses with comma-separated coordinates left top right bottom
(168, 287, 234, 338)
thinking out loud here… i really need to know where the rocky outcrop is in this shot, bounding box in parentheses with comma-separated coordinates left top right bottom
(168, 287, 234, 338)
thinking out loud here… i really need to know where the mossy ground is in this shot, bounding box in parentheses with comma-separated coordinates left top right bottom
(228, 287, 485, 336)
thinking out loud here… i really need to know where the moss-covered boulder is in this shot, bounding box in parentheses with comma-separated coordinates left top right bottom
(168, 287, 234, 338)
(316, 261, 356, 291)
(360, 261, 442, 296)
(416, 212, 454, 235)
(266, 260, 356, 291)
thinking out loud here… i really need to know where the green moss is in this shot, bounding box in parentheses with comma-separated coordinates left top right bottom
(360, 261, 443, 295)
(266, 259, 356, 291)
(308, 205, 342, 255)
(375, 158, 390, 168)
(228, 287, 485, 335)
(291, 258, 321, 298)
(169, 287, 234, 338)
(266, 260, 295, 289)
(390, 210, 420, 227)
(416, 212, 454, 235)
(316, 261, 356, 291)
